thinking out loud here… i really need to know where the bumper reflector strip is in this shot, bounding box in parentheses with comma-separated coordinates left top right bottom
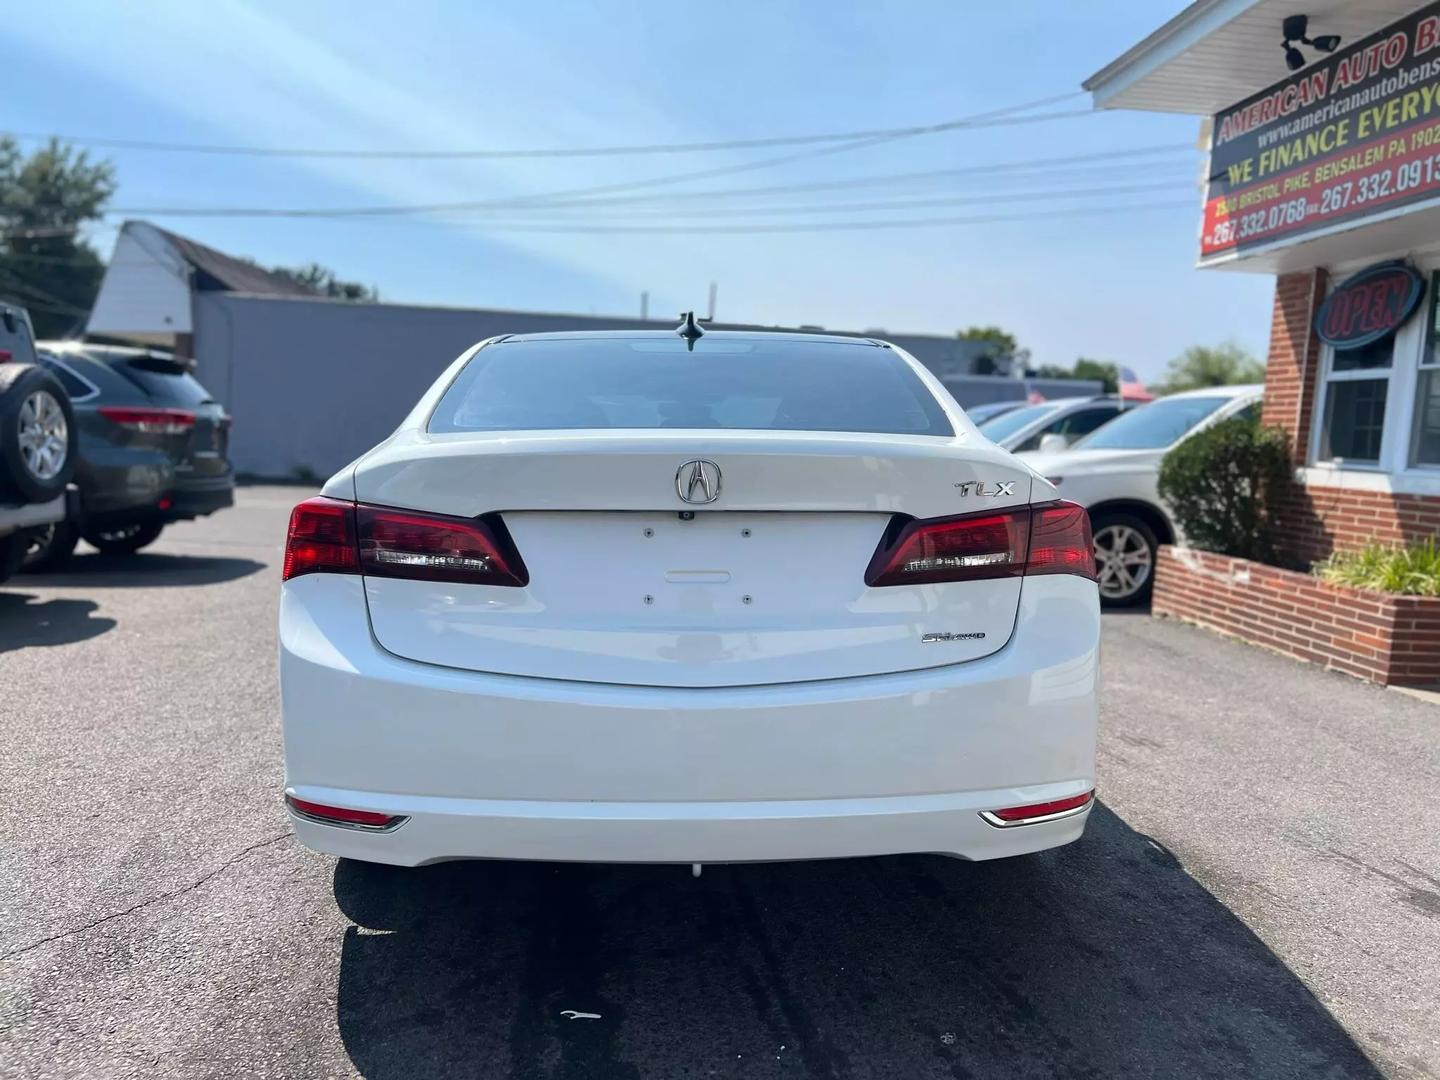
(980, 790, 1094, 827)
(285, 794, 406, 831)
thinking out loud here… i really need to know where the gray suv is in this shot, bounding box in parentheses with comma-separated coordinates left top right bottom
(24, 342, 234, 569)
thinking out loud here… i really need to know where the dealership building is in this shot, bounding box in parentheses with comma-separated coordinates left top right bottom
(1089, 0, 1440, 685)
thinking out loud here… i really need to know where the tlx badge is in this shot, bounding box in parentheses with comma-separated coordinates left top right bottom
(954, 480, 1016, 497)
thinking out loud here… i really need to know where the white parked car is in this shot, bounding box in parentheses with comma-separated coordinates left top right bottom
(974, 395, 1138, 454)
(279, 326, 1100, 868)
(1016, 384, 1264, 607)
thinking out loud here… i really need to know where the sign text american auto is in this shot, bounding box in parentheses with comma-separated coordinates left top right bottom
(1204, 2, 1440, 260)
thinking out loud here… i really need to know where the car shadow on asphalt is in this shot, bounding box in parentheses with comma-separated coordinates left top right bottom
(328, 803, 1384, 1080)
(20, 551, 266, 589)
(0, 591, 117, 653)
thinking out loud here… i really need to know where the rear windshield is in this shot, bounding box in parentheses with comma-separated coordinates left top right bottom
(428, 337, 953, 436)
(110, 354, 215, 407)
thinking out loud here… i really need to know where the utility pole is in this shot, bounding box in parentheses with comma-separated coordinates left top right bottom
(640, 291, 649, 321)
(706, 281, 717, 322)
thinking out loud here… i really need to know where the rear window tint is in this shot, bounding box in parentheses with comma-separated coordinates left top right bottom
(428, 337, 953, 436)
(114, 359, 215, 407)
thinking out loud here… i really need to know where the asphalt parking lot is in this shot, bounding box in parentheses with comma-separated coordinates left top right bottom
(2, 484, 1438, 1079)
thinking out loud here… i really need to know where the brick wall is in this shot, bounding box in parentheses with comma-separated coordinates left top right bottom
(1260, 269, 1327, 453)
(1273, 483, 1440, 565)
(1258, 268, 1440, 564)
(1152, 545, 1440, 687)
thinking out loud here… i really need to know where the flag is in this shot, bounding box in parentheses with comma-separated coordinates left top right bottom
(1026, 385, 1046, 404)
(1118, 366, 1154, 402)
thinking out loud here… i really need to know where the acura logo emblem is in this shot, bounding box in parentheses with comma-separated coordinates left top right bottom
(676, 459, 722, 504)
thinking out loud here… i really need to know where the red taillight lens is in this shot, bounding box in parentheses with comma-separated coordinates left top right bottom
(285, 795, 401, 829)
(1026, 501, 1096, 579)
(358, 505, 527, 587)
(866, 509, 1029, 586)
(865, 500, 1096, 587)
(988, 790, 1094, 823)
(282, 497, 528, 586)
(98, 406, 197, 434)
(0, 349, 12, 362)
(283, 496, 359, 581)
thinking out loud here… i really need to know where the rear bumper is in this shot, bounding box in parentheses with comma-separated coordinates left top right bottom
(78, 462, 234, 524)
(280, 574, 1099, 865)
(167, 476, 234, 519)
(287, 787, 1091, 865)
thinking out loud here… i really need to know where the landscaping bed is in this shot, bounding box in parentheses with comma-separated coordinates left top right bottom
(1152, 545, 1440, 687)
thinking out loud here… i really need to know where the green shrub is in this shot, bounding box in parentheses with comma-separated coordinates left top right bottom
(1156, 418, 1291, 563)
(1315, 539, 1440, 596)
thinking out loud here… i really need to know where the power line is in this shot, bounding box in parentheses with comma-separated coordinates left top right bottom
(405, 200, 1199, 234)
(5, 94, 1086, 160)
(154, 200, 1201, 236)
(322, 181, 1194, 222)
(86, 94, 1099, 222)
(496, 149, 1197, 210)
(107, 144, 1194, 221)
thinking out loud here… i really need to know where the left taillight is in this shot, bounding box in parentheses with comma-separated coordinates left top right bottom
(865, 500, 1096, 587)
(282, 497, 527, 586)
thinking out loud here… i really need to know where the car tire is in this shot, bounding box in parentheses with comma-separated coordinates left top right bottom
(84, 521, 165, 555)
(0, 531, 23, 585)
(1090, 511, 1158, 608)
(0, 363, 77, 503)
(21, 516, 80, 571)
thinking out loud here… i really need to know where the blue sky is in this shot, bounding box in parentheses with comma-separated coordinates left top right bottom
(3, 1, 1276, 380)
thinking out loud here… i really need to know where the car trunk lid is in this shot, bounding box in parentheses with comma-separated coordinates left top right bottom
(354, 431, 1035, 687)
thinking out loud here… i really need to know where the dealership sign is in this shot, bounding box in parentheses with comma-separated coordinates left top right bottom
(1203, 1, 1440, 260)
(1313, 262, 1425, 347)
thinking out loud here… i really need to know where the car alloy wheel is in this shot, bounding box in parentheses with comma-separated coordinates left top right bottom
(17, 389, 68, 481)
(1092, 523, 1153, 601)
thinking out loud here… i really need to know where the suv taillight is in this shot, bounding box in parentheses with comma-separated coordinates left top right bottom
(865, 501, 1095, 587)
(98, 406, 196, 434)
(283, 497, 528, 586)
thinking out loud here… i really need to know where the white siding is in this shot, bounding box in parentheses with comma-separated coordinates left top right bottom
(86, 223, 192, 340)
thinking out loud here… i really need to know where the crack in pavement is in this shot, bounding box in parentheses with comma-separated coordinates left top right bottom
(0, 833, 293, 962)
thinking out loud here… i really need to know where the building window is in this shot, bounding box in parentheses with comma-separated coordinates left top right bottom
(1412, 274, 1440, 468)
(1317, 332, 1393, 465)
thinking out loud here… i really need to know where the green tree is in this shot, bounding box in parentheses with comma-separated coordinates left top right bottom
(270, 261, 378, 301)
(957, 325, 1029, 375)
(1153, 341, 1264, 395)
(1072, 358, 1120, 394)
(0, 137, 117, 339)
(1025, 358, 1119, 393)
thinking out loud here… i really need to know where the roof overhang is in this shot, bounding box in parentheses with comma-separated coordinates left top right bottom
(1085, 0, 1425, 116)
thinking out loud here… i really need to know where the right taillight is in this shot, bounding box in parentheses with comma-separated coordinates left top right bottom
(865, 500, 1095, 587)
(283, 497, 359, 581)
(282, 497, 527, 586)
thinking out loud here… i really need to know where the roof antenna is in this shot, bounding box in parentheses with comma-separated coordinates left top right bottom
(677, 310, 705, 351)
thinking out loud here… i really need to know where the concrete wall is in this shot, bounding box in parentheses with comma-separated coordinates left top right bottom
(193, 294, 991, 479)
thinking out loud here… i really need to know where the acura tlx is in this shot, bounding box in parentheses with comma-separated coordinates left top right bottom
(279, 324, 1100, 867)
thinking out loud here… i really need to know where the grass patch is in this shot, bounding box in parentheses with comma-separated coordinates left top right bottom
(1315, 539, 1440, 597)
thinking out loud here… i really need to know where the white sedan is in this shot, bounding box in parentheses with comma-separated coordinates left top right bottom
(279, 325, 1100, 867)
(1016, 383, 1264, 606)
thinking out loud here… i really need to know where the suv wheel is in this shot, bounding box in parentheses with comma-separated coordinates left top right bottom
(1090, 512, 1157, 607)
(22, 517, 80, 571)
(84, 521, 165, 555)
(0, 364, 76, 503)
